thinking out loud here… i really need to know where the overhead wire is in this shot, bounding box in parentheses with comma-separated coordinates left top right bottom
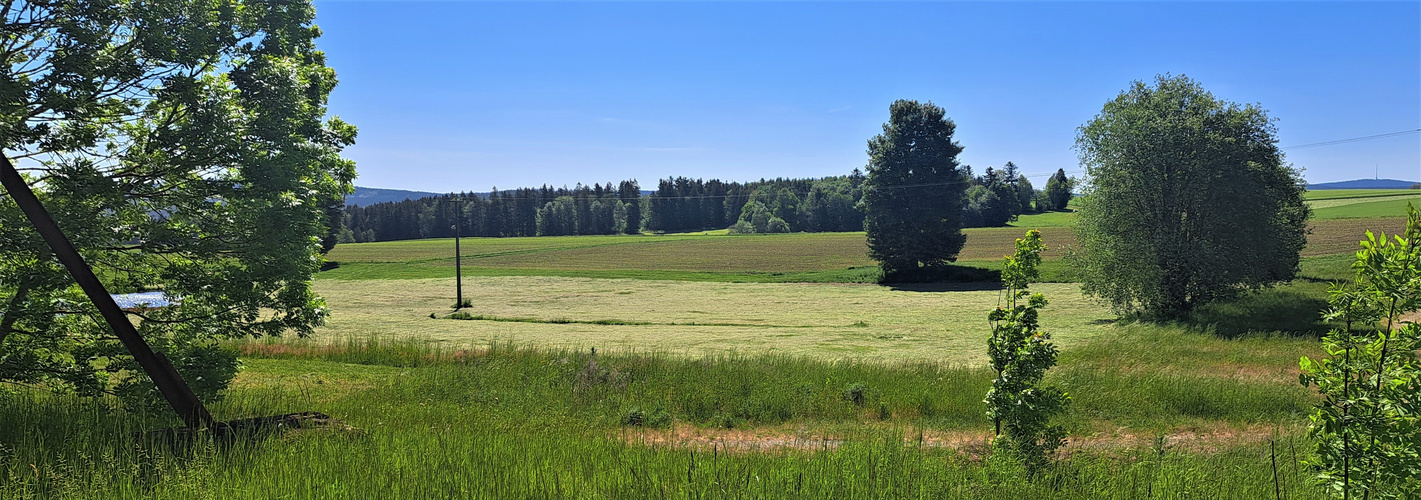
(452, 129, 1418, 201)
(616, 129, 1415, 198)
(1281, 128, 1420, 150)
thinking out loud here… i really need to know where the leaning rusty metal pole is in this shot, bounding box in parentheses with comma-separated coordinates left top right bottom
(0, 155, 214, 429)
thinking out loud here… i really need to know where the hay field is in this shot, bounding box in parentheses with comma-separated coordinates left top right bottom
(313, 277, 1114, 365)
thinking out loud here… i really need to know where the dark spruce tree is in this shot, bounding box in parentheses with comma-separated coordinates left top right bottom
(1074, 75, 1309, 317)
(862, 100, 968, 279)
(618, 180, 642, 234)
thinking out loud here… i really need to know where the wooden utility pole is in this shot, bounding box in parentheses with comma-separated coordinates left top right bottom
(454, 196, 463, 309)
(0, 156, 213, 428)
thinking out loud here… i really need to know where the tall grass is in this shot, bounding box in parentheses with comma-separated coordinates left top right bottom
(0, 396, 1324, 499)
(228, 336, 1315, 432)
(0, 338, 1326, 498)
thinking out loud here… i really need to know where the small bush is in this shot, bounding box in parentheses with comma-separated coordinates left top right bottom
(727, 220, 755, 234)
(115, 341, 239, 414)
(623, 407, 647, 426)
(621, 406, 670, 428)
(843, 382, 871, 407)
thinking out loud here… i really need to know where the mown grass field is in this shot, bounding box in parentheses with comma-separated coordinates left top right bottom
(313, 278, 1116, 364)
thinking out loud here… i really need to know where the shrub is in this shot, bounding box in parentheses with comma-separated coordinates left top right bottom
(114, 341, 239, 414)
(622, 406, 673, 428)
(842, 382, 871, 407)
(1299, 203, 1421, 498)
(623, 407, 647, 426)
(984, 229, 1068, 473)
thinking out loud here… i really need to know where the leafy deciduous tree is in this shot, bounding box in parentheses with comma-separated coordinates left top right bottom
(1073, 75, 1308, 316)
(1043, 168, 1073, 211)
(985, 230, 1068, 473)
(0, 0, 356, 408)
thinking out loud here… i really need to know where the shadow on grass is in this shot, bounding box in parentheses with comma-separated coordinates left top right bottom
(886, 282, 1005, 292)
(1169, 288, 1332, 339)
(879, 264, 1003, 291)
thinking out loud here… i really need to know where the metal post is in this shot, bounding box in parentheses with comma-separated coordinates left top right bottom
(454, 196, 463, 309)
(0, 156, 213, 428)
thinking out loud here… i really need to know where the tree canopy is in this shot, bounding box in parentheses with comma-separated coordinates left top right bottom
(1042, 168, 1073, 211)
(0, 0, 355, 407)
(1073, 75, 1308, 317)
(862, 100, 968, 278)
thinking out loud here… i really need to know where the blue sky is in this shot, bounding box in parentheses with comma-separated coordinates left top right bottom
(314, 1, 1421, 192)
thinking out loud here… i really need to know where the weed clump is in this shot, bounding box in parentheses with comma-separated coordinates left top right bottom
(622, 407, 671, 428)
(574, 351, 627, 393)
(842, 382, 872, 407)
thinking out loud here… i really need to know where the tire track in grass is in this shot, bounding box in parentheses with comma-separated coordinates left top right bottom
(443, 312, 865, 329)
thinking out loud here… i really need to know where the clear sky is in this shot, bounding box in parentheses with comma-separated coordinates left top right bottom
(313, 1, 1421, 192)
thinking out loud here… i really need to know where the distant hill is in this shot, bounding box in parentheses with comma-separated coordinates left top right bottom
(1308, 178, 1419, 190)
(345, 186, 443, 207)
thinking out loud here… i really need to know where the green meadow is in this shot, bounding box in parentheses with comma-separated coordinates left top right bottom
(6, 189, 1416, 498)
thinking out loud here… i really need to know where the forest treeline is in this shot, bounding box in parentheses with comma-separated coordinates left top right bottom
(337, 167, 1072, 243)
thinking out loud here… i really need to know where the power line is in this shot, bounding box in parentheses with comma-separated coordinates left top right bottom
(1282, 129, 1421, 150)
(450, 128, 1420, 202)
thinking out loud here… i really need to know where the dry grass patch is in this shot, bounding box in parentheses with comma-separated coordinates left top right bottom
(619, 423, 1299, 457)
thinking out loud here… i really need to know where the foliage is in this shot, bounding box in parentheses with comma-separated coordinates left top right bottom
(112, 341, 240, 414)
(961, 163, 1039, 227)
(842, 381, 872, 407)
(1042, 168, 1074, 211)
(343, 174, 869, 241)
(1299, 204, 1421, 499)
(618, 180, 642, 234)
(0, 0, 355, 406)
(1014, 174, 1036, 215)
(964, 185, 1011, 228)
(730, 200, 789, 234)
(984, 230, 1069, 473)
(1073, 74, 1309, 317)
(862, 100, 968, 278)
